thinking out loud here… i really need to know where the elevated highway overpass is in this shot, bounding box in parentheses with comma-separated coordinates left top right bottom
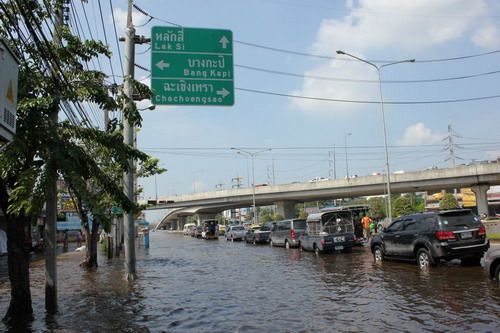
(151, 164, 500, 230)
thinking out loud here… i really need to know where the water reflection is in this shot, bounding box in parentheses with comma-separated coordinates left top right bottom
(0, 232, 499, 332)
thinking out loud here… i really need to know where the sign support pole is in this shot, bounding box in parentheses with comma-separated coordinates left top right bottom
(123, 0, 136, 281)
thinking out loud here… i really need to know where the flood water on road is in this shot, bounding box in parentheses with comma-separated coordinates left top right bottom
(1, 231, 499, 332)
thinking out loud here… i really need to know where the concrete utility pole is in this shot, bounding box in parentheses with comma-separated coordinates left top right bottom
(45, 0, 64, 313)
(123, 0, 136, 281)
(329, 146, 337, 179)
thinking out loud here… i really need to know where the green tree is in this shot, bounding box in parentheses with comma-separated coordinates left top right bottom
(0, 0, 162, 323)
(260, 207, 274, 222)
(215, 213, 226, 225)
(392, 196, 414, 217)
(259, 208, 284, 222)
(440, 193, 459, 209)
(298, 210, 308, 219)
(368, 197, 386, 220)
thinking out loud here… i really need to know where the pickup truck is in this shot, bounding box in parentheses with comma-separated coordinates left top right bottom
(300, 209, 357, 255)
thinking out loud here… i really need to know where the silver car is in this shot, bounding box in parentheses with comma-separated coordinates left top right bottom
(484, 247, 500, 283)
(270, 219, 306, 248)
(226, 225, 246, 241)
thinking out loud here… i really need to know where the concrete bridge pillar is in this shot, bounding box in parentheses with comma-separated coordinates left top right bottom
(175, 216, 186, 231)
(471, 184, 490, 217)
(274, 201, 297, 219)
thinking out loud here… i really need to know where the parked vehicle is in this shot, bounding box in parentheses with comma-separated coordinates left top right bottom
(193, 225, 203, 238)
(245, 222, 273, 244)
(270, 219, 306, 248)
(484, 247, 500, 284)
(189, 225, 197, 237)
(300, 208, 356, 255)
(226, 225, 246, 241)
(183, 223, 196, 235)
(370, 209, 490, 269)
(201, 219, 219, 240)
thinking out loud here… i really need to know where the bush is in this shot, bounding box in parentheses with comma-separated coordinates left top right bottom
(440, 193, 459, 209)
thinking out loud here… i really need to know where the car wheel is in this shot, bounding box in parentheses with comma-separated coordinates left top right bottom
(494, 264, 500, 283)
(314, 245, 320, 256)
(373, 245, 384, 262)
(285, 240, 290, 249)
(417, 248, 434, 269)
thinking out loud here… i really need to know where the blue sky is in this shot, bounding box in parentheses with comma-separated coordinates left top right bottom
(88, 0, 500, 199)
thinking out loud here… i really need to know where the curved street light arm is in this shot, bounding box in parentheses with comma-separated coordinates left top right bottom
(336, 50, 378, 70)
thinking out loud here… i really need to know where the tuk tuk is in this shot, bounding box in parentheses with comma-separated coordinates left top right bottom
(202, 219, 219, 240)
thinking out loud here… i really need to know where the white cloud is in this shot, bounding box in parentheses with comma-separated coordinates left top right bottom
(311, 0, 489, 54)
(289, 59, 378, 113)
(397, 123, 445, 145)
(472, 22, 500, 48)
(291, 0, 498, 114)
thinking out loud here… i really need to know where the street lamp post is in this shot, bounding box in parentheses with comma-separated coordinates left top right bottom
(231, 148, 271, 224)
(336, 50, 415, 223)
(344, 133, 352, 179)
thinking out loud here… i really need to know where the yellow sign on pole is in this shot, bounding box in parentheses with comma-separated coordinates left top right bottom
(0, 38, 19, 143)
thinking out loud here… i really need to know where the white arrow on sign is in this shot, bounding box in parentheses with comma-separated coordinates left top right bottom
(219, 36, 229, 49)
(156, 60, 170, 70)
(217, 88, 230, 98)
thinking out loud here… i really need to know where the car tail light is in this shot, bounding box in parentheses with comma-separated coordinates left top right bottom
(436, 230, 456, 240)
(478, 226, 486, 236)
(291, 228, 296, 240)
(320, 239, 325, 246)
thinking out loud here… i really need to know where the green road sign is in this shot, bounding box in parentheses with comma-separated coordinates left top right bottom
(151, 27, 234, 106)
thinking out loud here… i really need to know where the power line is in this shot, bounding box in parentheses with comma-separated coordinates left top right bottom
(96, 0, 116, 84)
(136, 8, 500, 64)
(80, 0, 103, 71)
(236, 87, 500, 105)
(108, 0, 124, 77)
(236, 40, 500, 64)
(236, 64, 500, 84)
(141, 141, 499, 150)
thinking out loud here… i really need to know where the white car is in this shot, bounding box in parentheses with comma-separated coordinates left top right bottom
(309, 177, 329, 182)
(182, 223, 196, 235)
(226, 225, 246, 241)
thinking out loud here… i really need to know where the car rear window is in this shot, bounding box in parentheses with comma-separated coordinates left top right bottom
(292, 220, 306, 229)
(438, 211, 479, 227)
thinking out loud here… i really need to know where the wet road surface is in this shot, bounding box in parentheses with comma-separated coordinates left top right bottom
(1, 231, 499, 332)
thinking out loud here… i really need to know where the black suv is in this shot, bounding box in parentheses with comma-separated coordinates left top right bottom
(370, 210, 489, 269)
